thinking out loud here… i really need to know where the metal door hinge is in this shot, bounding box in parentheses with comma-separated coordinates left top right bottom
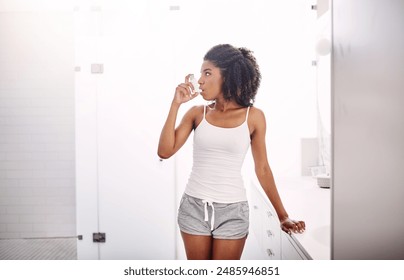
(266, 248, 275, 257)
(267, 230, 274, 237)
(93, 232, 106, 243)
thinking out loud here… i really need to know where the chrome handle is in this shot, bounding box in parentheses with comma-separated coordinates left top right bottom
(266, 249, 275, 257)
(266, 230, 274, 237)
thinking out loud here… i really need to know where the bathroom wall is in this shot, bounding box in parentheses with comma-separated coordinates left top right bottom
(0, 4, 76, 238)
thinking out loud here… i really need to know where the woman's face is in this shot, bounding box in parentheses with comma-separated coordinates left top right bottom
(198, 60, 224, 101)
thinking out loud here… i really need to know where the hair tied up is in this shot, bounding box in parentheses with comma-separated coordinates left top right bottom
(204, 44, 261, 107)
(238, 47, 249, 57)
(238, 47, 256, 63)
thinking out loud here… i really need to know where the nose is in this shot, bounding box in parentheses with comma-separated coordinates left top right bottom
(198, 76, 203, 85)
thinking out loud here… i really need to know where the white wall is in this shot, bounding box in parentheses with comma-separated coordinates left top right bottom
(0, 4, 76, 238)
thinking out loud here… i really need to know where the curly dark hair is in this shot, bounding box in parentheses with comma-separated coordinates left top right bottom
(203, 44, 261, 107)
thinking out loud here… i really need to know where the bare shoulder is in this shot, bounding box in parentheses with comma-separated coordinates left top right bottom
(247, 106, 266, 136)
(190, 104, 205, 114)
(249, 106, 265, 119)
(183, 105, 204, 128)
(182, 105, 202, 117)
(249, 106, 266, 125)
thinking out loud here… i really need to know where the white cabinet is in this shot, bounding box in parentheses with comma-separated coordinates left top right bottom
(249, 180, 311, 260)
(281, 233, 309, 260)
(262, 205, 281, 259)
(249, 181, 281, 260)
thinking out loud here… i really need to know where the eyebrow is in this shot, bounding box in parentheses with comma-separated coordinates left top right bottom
(202, 68, 212, 72)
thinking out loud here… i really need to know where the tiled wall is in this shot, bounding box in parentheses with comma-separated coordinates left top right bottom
(0, 11, 76, 238)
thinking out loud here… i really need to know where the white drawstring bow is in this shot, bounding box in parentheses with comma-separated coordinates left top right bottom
(202, 200, 215, 231)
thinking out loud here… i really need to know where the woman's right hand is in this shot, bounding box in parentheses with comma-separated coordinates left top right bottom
(173, 74, 199, 105)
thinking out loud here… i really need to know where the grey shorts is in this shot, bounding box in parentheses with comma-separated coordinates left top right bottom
(177, 193, 249, 239)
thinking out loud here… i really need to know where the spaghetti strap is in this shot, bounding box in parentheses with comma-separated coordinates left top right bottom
(203, 105, 207, 119)
(245, 106, 251, 122)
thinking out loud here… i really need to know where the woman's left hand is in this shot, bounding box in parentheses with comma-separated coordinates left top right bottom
(280, 217, 305, 235)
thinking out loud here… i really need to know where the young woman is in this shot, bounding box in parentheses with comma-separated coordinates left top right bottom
(158, 44, 305, 260)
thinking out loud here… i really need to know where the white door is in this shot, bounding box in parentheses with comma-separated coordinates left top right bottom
(75, 2, 177, 259)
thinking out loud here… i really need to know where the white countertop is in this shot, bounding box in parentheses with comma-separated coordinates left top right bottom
(250, 176, 331, 260)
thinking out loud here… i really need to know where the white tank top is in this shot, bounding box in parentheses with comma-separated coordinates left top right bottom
(184, 105, 251, 203)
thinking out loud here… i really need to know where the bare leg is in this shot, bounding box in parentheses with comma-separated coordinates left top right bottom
(212, 236, 247, 260)
(181, 231, 213, 260)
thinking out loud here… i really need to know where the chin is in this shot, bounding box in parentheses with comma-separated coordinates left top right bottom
(201, 95, 209, 101)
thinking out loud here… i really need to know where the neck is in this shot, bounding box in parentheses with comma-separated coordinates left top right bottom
(212, 97, 239, 112)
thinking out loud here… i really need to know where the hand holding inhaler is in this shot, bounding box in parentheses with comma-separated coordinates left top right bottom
(189, 74, 201, 95)
(173, 74, 200, 105)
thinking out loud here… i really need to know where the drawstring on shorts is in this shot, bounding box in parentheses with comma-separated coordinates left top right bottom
(202, 200, 215, 231)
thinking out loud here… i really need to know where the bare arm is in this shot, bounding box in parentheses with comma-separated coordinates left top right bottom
(250, 107, 305, 234)
(157, 75, 199, 159)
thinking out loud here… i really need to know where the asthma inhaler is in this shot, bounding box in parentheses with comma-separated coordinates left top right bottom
(189, 74, 201, 94)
